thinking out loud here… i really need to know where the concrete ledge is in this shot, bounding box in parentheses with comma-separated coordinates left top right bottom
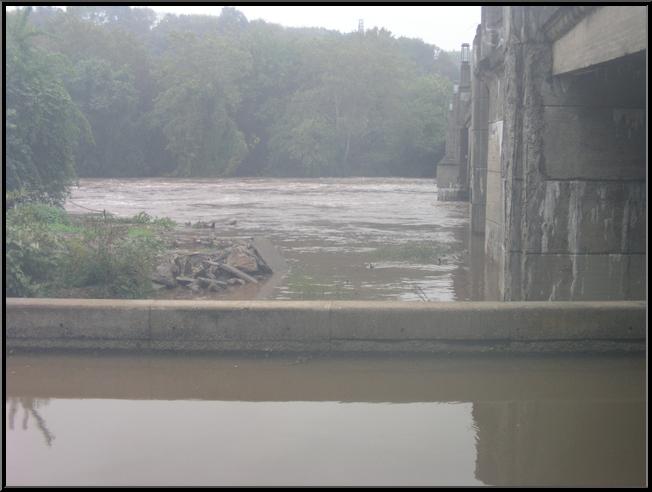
(6, 298, 646, 354)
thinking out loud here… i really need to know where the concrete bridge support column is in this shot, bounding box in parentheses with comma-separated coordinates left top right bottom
(497, 6, 646, 301)
(437, 44, 472, 202)
(468, 29, 490, 236)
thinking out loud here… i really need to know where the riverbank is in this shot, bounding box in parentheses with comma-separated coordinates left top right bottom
(6, 203, 280, 301)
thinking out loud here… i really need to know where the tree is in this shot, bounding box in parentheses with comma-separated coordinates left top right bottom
(152, 31, 252, 176)
(14, 6, 454, 180)
(66, 58, 143, 176)
(5, 7, 89, 203)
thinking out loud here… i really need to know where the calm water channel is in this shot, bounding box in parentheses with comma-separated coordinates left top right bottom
(65, 178, 475, 301)
(6, 352, 646, 486)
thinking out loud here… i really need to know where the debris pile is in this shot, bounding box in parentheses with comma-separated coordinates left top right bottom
(151, 238, 272, 293)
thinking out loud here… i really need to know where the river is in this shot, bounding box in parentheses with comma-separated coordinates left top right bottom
(65, 178, 476, 301)
(10, 178, 644, 486)
(6, 352, 646, 486)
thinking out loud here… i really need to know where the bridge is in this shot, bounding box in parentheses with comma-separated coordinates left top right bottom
(436, 5, 646, 302)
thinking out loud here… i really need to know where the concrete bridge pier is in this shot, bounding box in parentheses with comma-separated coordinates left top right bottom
(466, 5, 646, 301)
(437, 43, 472, 201)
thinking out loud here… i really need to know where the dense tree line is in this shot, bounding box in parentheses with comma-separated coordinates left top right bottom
(6, 6, 457, 200)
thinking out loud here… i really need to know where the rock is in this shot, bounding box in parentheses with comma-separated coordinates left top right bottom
(226, 246, 259, 274)
(227, 278, 245, 286)
(151, 264, 177, 288)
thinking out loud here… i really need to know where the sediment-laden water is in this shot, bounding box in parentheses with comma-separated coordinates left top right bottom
(6, 352, 646, 486)
(65, 178, 474, 301)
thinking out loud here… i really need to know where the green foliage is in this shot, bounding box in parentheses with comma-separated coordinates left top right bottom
(5, 203, 67, 296)
(66, 57, 143, 176)
(151, 31, 252, 177)
(10, 6, 456, 180)
(5, 203, 170, 299)
(112, 211, 176, 229)
(5, 7, 90, 204)
(59, 216, 164, 298)
(8, 202, 70, 226)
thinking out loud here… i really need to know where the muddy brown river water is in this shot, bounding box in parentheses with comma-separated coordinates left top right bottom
(9, 178, 644, 486)
(5, 352, 646, 486)
(64, 178, 474, 301)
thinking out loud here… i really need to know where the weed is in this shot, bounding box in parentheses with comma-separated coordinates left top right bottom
(6, 203, 170, 298)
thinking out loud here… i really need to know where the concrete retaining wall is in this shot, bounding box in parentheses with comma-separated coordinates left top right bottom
(6, 298, 646, 354)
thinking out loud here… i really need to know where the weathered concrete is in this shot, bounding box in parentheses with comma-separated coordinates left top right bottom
(466, 5, 647, 301)
(542, 107, 645, 181)
(6, 298, 646, 354)
(436, 44, 473, 201)
(469, 31, 490, 234)
(552, 6, 647, 75)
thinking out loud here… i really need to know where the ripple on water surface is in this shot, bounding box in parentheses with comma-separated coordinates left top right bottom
(66, 178, 472, 300)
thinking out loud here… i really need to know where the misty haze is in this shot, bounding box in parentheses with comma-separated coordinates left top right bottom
(5, 5, 647, 487)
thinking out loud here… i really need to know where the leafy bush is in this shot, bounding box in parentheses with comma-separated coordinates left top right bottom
(5, 204, 66, 296)
(6, 204, 169, 299)
(58, 215, 165, 298)
(7, 201, 70, 225)
(111, 211, 176, 229)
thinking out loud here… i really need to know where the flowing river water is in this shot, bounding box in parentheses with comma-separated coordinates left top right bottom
(7, 178, 646, 486)
(64, 177, 475, 301)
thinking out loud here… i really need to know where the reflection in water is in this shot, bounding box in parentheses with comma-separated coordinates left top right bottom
(5, 353, 646, 486)
(473, 401, 646, 487)
(7, 397, 55, 447)
(6, 399, 482, 486)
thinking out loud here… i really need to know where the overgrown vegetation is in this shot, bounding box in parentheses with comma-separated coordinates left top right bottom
(6, 5, 457, 186)
(5, 203, 174, 298)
